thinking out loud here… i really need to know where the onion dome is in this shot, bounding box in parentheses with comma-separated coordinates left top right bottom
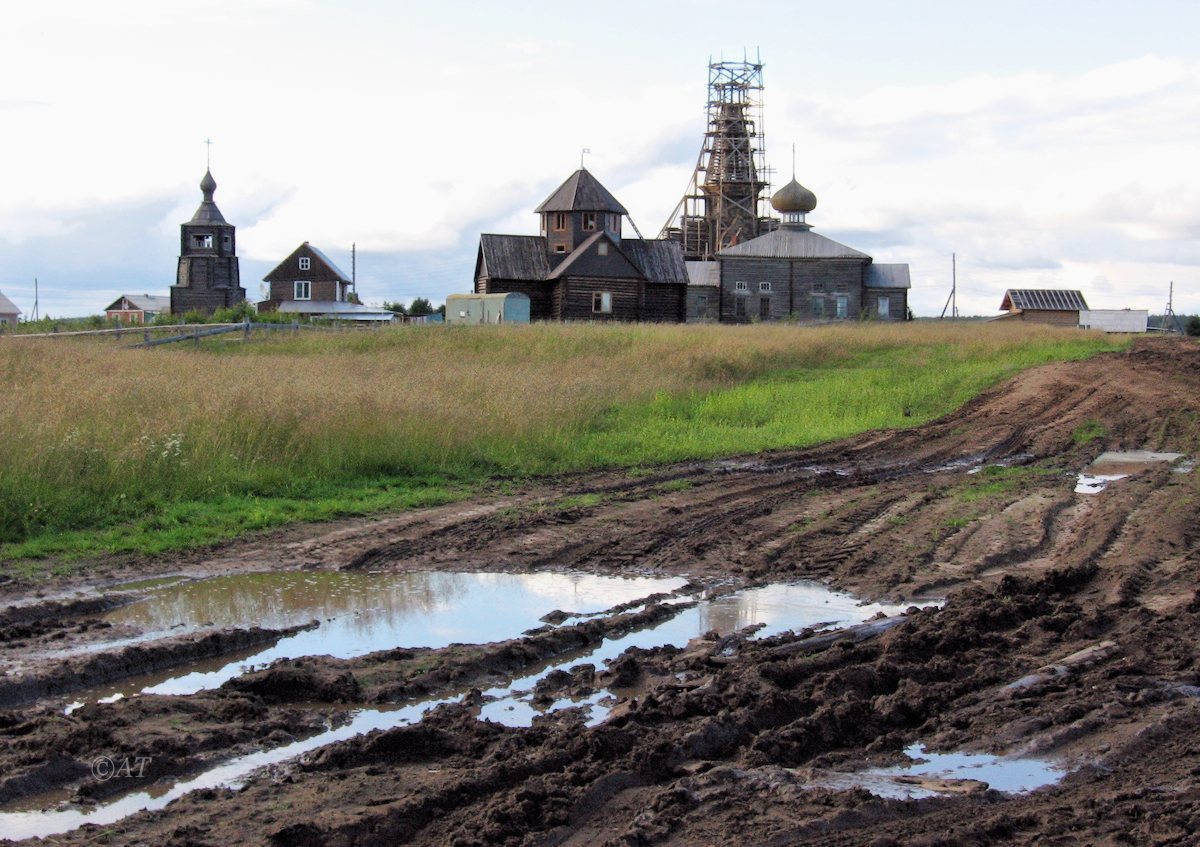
(771, 178, 817, 215)
(200, 169, 217, 201)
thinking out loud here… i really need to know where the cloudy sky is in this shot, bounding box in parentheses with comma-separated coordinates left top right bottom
(1, 0, 1198, 318)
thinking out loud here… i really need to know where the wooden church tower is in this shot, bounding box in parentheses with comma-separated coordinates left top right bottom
(171, 169, 246, 316)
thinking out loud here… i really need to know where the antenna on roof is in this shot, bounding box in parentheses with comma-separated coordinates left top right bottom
(580, 148, 591, 169)
(204, 138, 213, 170)
(791, 143, 796, 179)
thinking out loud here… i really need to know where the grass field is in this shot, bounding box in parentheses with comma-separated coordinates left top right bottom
(0, 322, 1126, 568)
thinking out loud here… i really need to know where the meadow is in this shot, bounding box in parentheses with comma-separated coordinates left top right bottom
(0, 321, 1126, 566)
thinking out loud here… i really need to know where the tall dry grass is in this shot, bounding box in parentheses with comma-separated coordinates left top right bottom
(0, 321, 1123, 545)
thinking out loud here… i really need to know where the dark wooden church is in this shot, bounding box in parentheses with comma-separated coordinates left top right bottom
(474, 169, 687, 322)
(170, 169, 246, 316)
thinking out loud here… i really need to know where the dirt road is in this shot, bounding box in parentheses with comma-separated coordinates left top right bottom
(2, 338, 1199, 845)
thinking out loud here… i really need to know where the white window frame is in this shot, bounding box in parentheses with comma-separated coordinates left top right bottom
(758, 281, 772, 292)
(734, 280, 749, 294)
(299, 257, 311, 271)
(192, 233, 213, 249)
(592, 291, 612, 314)
(294, 280, 311, 300)
(553, 212, 567, 231)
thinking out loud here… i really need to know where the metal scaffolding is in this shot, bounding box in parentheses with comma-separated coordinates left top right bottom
(660, 56, 776, 261)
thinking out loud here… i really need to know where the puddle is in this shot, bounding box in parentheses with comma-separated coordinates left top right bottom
(815, 743, 1066, 799)
(1075, 451, 1187, 494)
(70, 572, 687, 704)
(477, 583, 908, 728)
(0, 701, 445, 841)
(7, 579, 909, 839)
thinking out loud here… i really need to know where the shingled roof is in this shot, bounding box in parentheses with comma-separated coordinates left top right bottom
(1000, 289, 1088, 311)
(619, 239, 687, 284)
(718, 227, 869, 260)
(0, 290, 21, 316)
(535, 169, 628, 215)
(477, 235, 552, 281)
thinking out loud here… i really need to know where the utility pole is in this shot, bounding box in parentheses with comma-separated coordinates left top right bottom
(1163, 280, 1184, 333)
(940, 254, 959, 319)
(31, 277, 39, 321)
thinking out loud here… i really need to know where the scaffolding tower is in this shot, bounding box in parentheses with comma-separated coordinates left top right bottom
(660, 57, 776, 261)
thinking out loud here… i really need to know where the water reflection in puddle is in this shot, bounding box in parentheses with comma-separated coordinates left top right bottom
(1075, 451, 1188, 494)
(76, 572, 687, 702)
(815, 743, 1066, 799)
(9, 579, 911, 839)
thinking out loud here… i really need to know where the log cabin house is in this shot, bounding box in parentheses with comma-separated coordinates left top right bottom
(474, 169, 688, 322)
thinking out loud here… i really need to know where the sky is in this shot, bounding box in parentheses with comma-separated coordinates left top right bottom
(1, 0, 1198, 318)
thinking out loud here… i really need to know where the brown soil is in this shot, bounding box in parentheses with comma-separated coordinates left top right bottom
(3, 337, 1200, 846)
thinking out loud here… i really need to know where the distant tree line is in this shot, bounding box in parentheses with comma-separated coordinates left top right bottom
(1148, 314, 1200, 336)
(381, 298, 446, 318)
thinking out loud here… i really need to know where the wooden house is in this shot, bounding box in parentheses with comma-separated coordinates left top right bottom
(715, 178, 909, 323)
(0, 290, 20, 329)
(104, 294, 170, 324)
(258, 242, 394, 322)
(171, 169, 246, 316)
(993, 290, 1088, 326)
(474, 169, 687, 322)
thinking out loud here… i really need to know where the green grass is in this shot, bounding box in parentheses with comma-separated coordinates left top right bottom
(0, 322, 1127, 569)
(1072, 419, 1109, 445)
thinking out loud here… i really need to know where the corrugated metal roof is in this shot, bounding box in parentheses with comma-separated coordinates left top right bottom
(0, 290, 23, 316)
(535, 169, 628, 214)
(685, 261, 720, 287)
(614, 239, 687, 284)
(718, 227, 869, 260)
(478, 234, 552, 281)
(105, 294, 170, 312)
(275, 301, 395, 319)
(864, 264, 911, 289)
(1001, 289, 1088, 311)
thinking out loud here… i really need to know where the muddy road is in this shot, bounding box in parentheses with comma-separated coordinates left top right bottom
(2, 338, 1199, 845)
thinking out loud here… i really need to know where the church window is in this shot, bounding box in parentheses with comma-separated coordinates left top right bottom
(555, 244, 567, 253)
(222, 234, 232, 249)
(299, 257, 311, 271)
(759, 281, 771, 292)
(812, 282, 825, 293)
(192, 233, 213, 249)
(553, 213, 567, 231)
(734, 280, 748, 294)
(582, 212, 597, 231)
(592, 291, 612, 313)
(294, 281, 311, 300)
